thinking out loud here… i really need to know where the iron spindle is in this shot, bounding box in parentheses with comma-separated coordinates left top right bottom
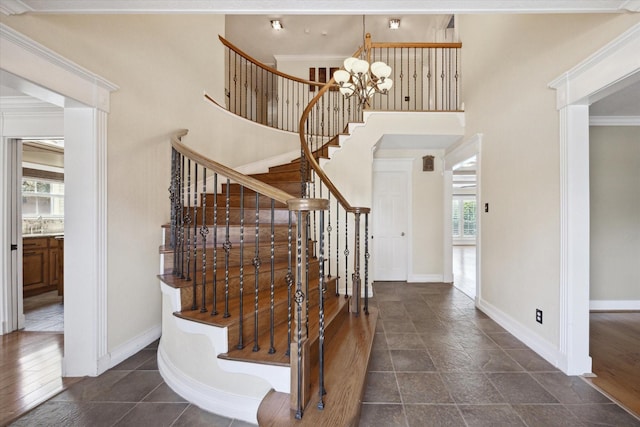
(335, 202, 340, 296)
(178, 155, 185, 278)
(186, 160, 192, 291)
(344, 206, 349, 298)
(305, 213, 310, 336)
(211, 173, 219, 316)
(253, 193, 261, 352)
(200, 168, 208, 313)
(286, 211, 293, 356)
(269, 199, 276, 354)
(327, 192, 332, 279)
(364, 212, 370, 315)
(294, 209, 304, 420)
(237, 185, 245, 349)
(224, 178, 231, 318)
(192, 164, 199, 309)
(317, 209, 326, 410)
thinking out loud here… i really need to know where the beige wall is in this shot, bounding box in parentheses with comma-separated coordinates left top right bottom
(590, 126, 640, 302)
(458, 13, 640, 347)
(0, 14, 296, 352)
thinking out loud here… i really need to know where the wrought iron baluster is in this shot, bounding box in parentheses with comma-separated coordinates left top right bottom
(200, 168, 208, 313)
(169, 148, 178, 274)
(344, 206, 349, 298)
(223, 178, 231, 318)
(317, 208, 326, 410)
(237, 185, 245, 349)
(286, 211, 293, 356)
(192, 164, 199, 309)
(364, 212, 370, 315)
(327, 193, 332, 279)
(294, 209, 304, 420)
(186, 160, 193, 308)
(335, 201, 340, 296)
(178, 155, 185, 279)
(211, 173, 219, 315)
(252, 193, 261, 352)
(305, 213, 310, 336)
(269, 199, 276, 354)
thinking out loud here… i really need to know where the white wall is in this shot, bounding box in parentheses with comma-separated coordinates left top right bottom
(458, 13, 640, 356)
(0, 14, 296, 353)
(590, 126, 640, 307)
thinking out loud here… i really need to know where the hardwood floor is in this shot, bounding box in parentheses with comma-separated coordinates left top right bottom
(589, 311, 640, 417)
(0, 331, 80, 426)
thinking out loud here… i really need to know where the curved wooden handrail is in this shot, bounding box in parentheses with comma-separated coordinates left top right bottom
(171, 130, 296, 205)
(219, 35, 324, 88)
(297, 47, 370, 215)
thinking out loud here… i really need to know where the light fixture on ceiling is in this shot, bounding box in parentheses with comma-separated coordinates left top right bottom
(270, 20, 283, 30)
(389, 18, 401, 30)
(332, 17, 393, 106)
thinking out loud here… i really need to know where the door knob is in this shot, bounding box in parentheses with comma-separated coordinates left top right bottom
(401, 232, 405, 236)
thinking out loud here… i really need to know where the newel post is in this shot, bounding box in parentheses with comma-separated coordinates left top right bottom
(287, 198, 329, 418)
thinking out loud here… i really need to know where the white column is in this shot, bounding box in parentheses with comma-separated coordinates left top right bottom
(442, 170, 453, 283)
(558, 104, 592, 375)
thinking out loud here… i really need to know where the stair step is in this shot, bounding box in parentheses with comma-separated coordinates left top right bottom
(202, 193, 288, 209)
(174, 276, 338, 351)
(162, 223, 293, 246)
(224, 181, 302, 197)
(250, 169, 308, 183)
(257, 307, 378, 427)
(218, 286, 348, 366)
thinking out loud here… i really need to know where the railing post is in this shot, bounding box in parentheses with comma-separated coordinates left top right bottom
(350, 210, 361, 315)
(287, 198, 329, 418)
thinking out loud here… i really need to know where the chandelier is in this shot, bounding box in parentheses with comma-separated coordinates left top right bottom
(332, 34, 393, 106)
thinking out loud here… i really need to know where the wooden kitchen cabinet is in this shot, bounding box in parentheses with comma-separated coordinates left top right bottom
(23, 236, 64, 298)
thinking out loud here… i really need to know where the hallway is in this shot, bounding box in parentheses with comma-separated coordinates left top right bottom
(453, 245, 476, 299)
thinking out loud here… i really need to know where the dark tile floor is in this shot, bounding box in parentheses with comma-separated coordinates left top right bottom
(9, 282, 640, 426)
(359, 282, 640, 427)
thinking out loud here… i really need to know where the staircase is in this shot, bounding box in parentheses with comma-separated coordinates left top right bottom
(158, 132, 377, 425)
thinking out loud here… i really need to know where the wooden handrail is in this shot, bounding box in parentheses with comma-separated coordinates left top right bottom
(171, 130, 296, 205)
(297, 48, 370, 215)
(371, 41, 462, 49)
(219, 35, 324, 88)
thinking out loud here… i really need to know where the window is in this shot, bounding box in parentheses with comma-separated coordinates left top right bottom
(452, 196, 476, 241)
(22, 178, 65, 218)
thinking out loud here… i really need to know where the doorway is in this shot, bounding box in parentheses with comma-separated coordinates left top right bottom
(372, 159, 411, 281)
(451, 156, 477, 299)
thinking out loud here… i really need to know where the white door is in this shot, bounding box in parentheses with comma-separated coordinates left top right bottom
(372, 161, 410, 281)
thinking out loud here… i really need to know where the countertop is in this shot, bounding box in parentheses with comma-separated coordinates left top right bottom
(23, 233, 65, 238)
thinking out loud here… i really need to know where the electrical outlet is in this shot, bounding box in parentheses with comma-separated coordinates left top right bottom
(536, 309, 543, 324)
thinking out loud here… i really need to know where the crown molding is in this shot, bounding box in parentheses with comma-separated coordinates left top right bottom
(2, 0, 639, 15)
(589, 115, 640, 125)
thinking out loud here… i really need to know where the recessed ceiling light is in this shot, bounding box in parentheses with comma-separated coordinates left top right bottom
(389, 19, 401, 30)
(270, 20, 283, 30)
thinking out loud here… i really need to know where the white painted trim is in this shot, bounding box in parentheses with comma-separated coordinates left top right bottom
(589, 116, 640, 126)
(549, 22, 640, 376)
(408, 274, 444, 283)
(549, 23, 640, 109)
(1, 25, 117, 375)
(157, 344, 263, 425)
(590, 300, 640, 311)
(107, 324, 162, 369)
(442, 170, 453, 283)
(477, 296, 562, 369)
(3, 0, 638, 14)
(0, 24, 118, 112)
(160, 281, 290, 393)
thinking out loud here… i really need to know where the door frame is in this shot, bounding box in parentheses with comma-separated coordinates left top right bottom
(372, 158, 412, 281)
(0, 24, 118, 376)
(444, 134, 482, 301)
(549, 22, 640, 375)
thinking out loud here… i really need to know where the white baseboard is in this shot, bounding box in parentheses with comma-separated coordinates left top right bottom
(158, 344, 263, 424)
(590, 300, 640, 311)
(408, 274, 444, 283)
(476, 297, 564, 370)
(105, 324, 162, 370)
